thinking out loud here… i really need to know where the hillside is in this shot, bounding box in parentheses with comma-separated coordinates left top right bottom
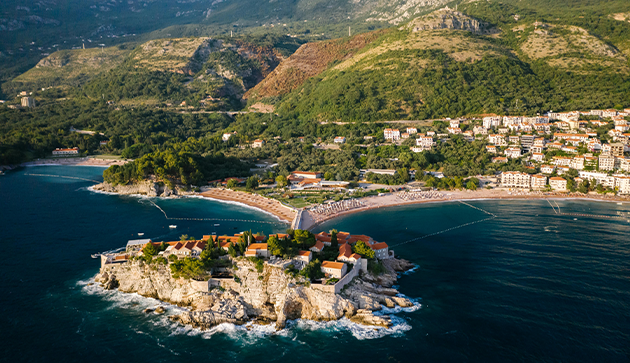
(244, 31, 386, 100)
(81, 37, 284, 107)
(269, 8, 630, 121)
(4, 46, 131, 94)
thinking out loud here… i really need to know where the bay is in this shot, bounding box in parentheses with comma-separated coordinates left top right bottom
(1, 166, 629, 362)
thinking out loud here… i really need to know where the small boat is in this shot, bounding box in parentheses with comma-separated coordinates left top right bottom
(169, 225, 177, 229)
(617, 202, 623, 205)
(138, 233, 145, 236)
(214, 224, 220, 226)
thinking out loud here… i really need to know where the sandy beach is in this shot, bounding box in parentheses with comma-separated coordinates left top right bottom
(200, 188, 297, 224)
(300, 188, 630, 231)
(22, 157, 129, 168)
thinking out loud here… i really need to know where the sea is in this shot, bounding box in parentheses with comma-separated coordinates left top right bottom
(1, 166, 629, 362)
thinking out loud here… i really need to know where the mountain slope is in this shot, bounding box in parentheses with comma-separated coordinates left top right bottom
(268, 9, 630, 120)
(81, 37, 284, 107)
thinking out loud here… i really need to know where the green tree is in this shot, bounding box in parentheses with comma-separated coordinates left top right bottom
(353, 240, 375, 259)
(324, 172, 333, 181)
(275, 175, 288, 188)
(293, 229, 316, 248)
(227, 243, 237, 258)
(300, 259, 324, 280)
(267, 235, 285, 256)
(143, 243, 158, 258)
(330, 229, 338, 249)
(246, 176, 259, 190)
(227, 179, 238, 189)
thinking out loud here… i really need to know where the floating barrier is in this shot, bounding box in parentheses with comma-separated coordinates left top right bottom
(25, 173, 101, 183)
(145, 199, 287, 225)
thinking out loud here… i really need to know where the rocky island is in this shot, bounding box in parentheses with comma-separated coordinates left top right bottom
(93, 230, 415, 331)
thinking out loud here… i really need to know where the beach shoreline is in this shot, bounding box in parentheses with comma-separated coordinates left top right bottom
(301, 190, 630, 231)
(199, 188, 297, 224)
(21, 157, 128, 168)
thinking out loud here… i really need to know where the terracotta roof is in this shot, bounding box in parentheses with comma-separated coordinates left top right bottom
(311, 240, 325, 251)
(248, 243, 268, 250)
(321, 261, 345, 270)
(298, 250, 312, 257)
(370, 242, 389, 250)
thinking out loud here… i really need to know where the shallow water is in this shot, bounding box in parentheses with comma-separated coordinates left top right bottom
(1, 166, 629, 362)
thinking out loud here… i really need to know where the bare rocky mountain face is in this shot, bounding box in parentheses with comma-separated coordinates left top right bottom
(405, 8, 493, 34)
(95, 257, 415, 330)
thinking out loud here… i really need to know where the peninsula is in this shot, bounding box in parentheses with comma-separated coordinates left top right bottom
(94, 229, 415, 331)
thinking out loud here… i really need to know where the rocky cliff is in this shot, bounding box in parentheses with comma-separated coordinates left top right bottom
(406, 9, 491, 34)
(91, 180, 194, 197)
(95, 257, 415, 331)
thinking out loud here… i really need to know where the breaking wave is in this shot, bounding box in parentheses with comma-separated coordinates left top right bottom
(77, 277, 420, 342)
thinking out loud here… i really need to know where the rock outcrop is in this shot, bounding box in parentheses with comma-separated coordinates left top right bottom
(406, 9, 491, 34)
(94, 257, 415, 331)
(92, 180, 195, 197)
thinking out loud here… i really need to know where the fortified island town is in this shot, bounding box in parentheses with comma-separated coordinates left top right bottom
(95, 229, 412, 330)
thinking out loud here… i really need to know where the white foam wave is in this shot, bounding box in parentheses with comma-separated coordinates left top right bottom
(401, 264, 420, 276)
(291, 316, 412, 340)
(78, 277, 419, 341)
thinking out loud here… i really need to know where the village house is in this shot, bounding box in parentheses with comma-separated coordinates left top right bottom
(449, 119, 460, 128)
(549, 177, 568, 191)
(384, 128, 401, 141)
(245, 243, 270, 258)
(337, 244, 362, 264)
(252, 139, 265, 148)
(447, 127, 462, 134)
(321, 261, 347, 279)
(616, 176, 630, 194)
(483, 116, 502, 129)
(532, 153, 544, 162)
(570, 156, 585, 170)
(406, 127, 418, 135)
(492, 156, 508, 163)
(562, 145, 578, 154)
(52, 147, 79, 156)
(556, 166, 570, 175)
(489, 134, 507, 146)
(504, 147, 521, 159)
(501, 171, 531, 188)
(295, 250, 312, 264)
(486, 145, 497, 154)
(548, 142, 563, 149)
(473, 126, 488, 135)
(310, 240, 325, 253)
(222, 132, 236, 141)
(334, 136, 346, 144)
(530, 145, 543, 154)
(401, 132, 410, 139)
(541, 164, 555, 174)
(416, 136, 434, 149)
(509, 136, 520, 144)
(598, 154, 615, 171)
(530, 174, 547, 190)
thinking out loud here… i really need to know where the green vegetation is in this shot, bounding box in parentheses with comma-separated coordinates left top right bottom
(367, 259, 386, 275)
(103, 148, 250, 186)
(300, 259, 325, 281)
(353, 240, 376, 259)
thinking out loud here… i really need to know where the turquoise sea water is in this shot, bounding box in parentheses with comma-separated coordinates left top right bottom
(1, 166, 630, 362)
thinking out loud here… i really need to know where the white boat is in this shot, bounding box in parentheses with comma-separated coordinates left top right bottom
(214, 224, 220, 226)
(617, 202, 623, 205)
(138, 233, 144, 236)
(169, 225, 177, 229)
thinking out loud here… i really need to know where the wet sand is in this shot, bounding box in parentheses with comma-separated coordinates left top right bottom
(200, 188, 297, 224)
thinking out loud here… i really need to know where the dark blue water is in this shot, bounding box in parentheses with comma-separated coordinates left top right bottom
(1, 166, 630, 362)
